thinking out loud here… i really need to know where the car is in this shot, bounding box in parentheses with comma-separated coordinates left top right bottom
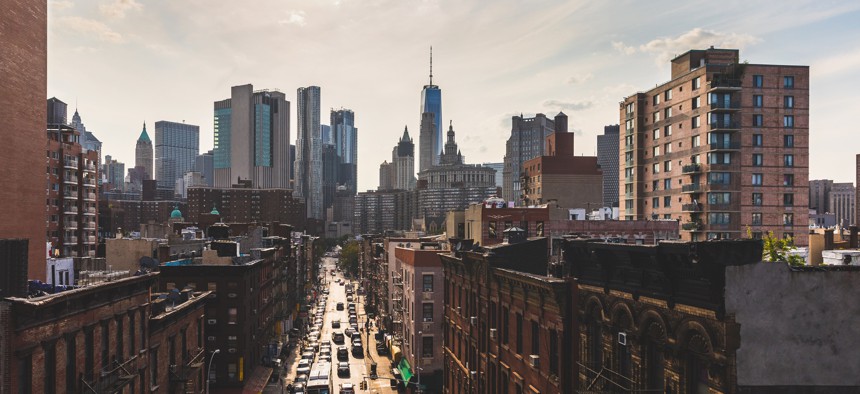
(340, 383, 355, 394)
(294, 373, 308, 386)
(333, 332, 345, 344)
(376, 343, 389, 356)
(331, 320, 341, 329)
(352, 338, 362, 348)
(336, 302, 344, 311)
(347, 295, 354, 302)
(349, 316, 358, 324)
(337, 361, 350, 377)
(296, 359, 311, 375)
(322, 288, 329, 295)
(300, 351, 315, 363)
(337, 346, 349, 361)
(308, 341, 319, 352)
(344, 327, 355, 337)
(352, 344, 364, 357)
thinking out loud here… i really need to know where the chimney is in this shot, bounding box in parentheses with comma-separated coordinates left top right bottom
(850, 226, 859, 249)
(824, 229, 834, 251)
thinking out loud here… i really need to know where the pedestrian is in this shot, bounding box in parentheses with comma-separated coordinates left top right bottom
(287, 383, 294, 393)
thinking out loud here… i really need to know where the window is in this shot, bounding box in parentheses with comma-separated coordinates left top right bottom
(783, 213, 794, 225)
(692, 96, 700, 109)
(101, 323, 109, 372)
(652, 180, 659, 191)
(784, 115, 794, 128)
(488, 221, 497, 239)
(753, 134, 763, 147)
(228, 308, 237, 324)
(664, 125, 672, 136)
(150, 347, 159, 388)
(653, 112, 660, 123)
(663, 195, 671, 208)
(784, 76, 795, 88)
(85, 329, 94, 381)
(784, 174, 795, 186)
(423, 274, 433, 292)
(652, 197, 659, 208)
(501, 307, 509, 345)
(692, 134, 700, 147)
(692, 154, 701, 164)
(784, 154, 794, 167)
(753, 75, 763, 87)
(664, 143, 672, 154)
(709, 213, 731, 225)
(663, 179, 672, 190)
(44, 343, 56, 394)
(653, 128, 660, 140)
(422, 303, 433, 322)
(422, 336, 433, 358)
(653, 146, 660, 157)
(664, 108, 672, 118)
(692, 77, 701, 90)
(516, 313, 524, 354)
(784, 134, 795, 148)
(784, 96, 795, 108)
(692, 115, 700, 129)
(652, 163, 660, 174)
(784, 193, 794, 206)
(66, 335, 77, 391)
(129, 313, 135, 356)
(708, 152, 731, 164)
(753, 114, 763, 127)
(531, 320, 540, 358)
(752, 174, 763, 185)
(752, 154, 763, 166)
(653, 94, 660, 105)
(752, 213, 762, 225)
(549, 330, 559, 375)
(753, 95, 763, 107)
(708, 192, 731, 205)
(752, 193, 763, 206)
(665, 90, 673, 100)
(18, 355, 32, 394)
(664, 161, 672, 172)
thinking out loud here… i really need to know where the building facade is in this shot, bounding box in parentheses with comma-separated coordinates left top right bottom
(322, 143, 339, 213)
(597, 125, 621, 207)
(155, 120, 199, 190)
(331, 108, 358, 195)
(71, 108, 102, 156)
(809, 179, 833, 214)
(620, 48, 809, 245)
(296, 86, 323, 219)
(830, 182, 855, 227)
(195, 150, 214, 187)
(186, 185, 307, 230)
(353, 190, 416, 234)
(419, 111, 437, 173)
(482, 162, 505, 189)
(521, 129, 603, 208)
(379, 161, 394, 191)
(420, 51, 443, 169)
(136, 123, 154, 180)
(214, 84, 291, 189)
(502, 113, 565, 204)
(393, 127, 416, 191)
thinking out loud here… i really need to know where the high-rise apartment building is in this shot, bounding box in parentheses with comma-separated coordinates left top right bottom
(155, 120, 199, 190)
(620, 48, 809, 245)
(420, 48, 443, 168)
(331, 109, 358, 194)
(502, 113, 565, 203)
(195, 150, 214, 187)
(597, 125, 620, 207)
(830, 183, 855, 227)
(1, 0, 46, 281)
(379, 161, 393, 191)
(393, 127, 416, 190)
(296, 86, 323, 219)
(46, 103, 99, 258)
(213, 84, 291, 189)
(857, 155, 860, 227)
(322, 143, 339, 213)
(809, 179, 833, 214)
(418, 112, 437, 173)
(103, 155, 125, 191)
(135, 123, 153, 180)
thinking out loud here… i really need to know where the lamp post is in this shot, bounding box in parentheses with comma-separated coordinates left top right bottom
(416, 330, 422, 394)
(206, 349, 220, 394)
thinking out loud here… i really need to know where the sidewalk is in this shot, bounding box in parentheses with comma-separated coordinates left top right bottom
(361, 324, 398, 393)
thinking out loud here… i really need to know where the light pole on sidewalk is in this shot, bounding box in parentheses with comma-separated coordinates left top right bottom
(206, 348, 220, 394)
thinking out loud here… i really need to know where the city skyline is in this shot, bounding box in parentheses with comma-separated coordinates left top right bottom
(46, 1, 860, 191)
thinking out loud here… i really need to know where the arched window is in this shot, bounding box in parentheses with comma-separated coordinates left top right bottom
(641, 319, 667, 392)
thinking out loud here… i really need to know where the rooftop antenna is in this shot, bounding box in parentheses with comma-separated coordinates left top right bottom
(429, 46, 433, 85)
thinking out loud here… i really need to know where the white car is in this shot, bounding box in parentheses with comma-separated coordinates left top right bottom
(340, 383, 355, 394)
(296, 359, 311, 375)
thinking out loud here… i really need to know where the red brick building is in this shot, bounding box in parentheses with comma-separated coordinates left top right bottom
(521, 129, 603, 208)
(440, 238, 577, 394)
(148, 288, 211, 394)
(186, 185, 307, 231)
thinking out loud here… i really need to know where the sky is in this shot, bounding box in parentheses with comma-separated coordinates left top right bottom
(47, 0, 860, 192)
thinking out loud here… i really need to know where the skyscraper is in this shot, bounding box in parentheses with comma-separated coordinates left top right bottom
(830, 183, 855, 227)
(418, 112, 436, 173)
(213, 84, 291, 189)
(331, 109, 358, 194)
(420, 47, 442, 167)
(155, 120, 199, 190)
(47, 97, 67, 125)
(322, 143, 339, 214)
(321, 124, 332, 145)
(620, 48, 809, 245)
(135, 123, 153, 180)
(502, 113, 563, 203)
(103, 155, 126, 191)
(195, 150, 214, 187)
(393, 126, 416, 190)
(71, 109, 102, 158)
(597, 124, 620, 207)
(809, 179, 833, 214)
(296, 86, 323, 219)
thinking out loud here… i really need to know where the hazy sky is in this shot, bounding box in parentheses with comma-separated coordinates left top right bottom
(47, 0, 860, 191)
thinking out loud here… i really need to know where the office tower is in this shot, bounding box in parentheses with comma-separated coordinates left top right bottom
(502, 112, 564, 203)
(155, 121, 199, 190)
(136, 122, 153, 180)
(418, 112, 436, 173)
(322, 143, 339, 213)
(393, 126, 416, 190)
(103, 155, 126, 191)
(213, 84, 291, 189)
(597, 125, 621, 207)
(481, 162, 504, 189)
(331, 108, 358, 194)
(857, 155, 860, 227)
(47, 97, 67, 125)
(321, 124, 332, 145)
(69, 108, 102, 158)
(809, 179, 833, 214)
(290, 144, 296, 187)
(296, 86, 323, 219)
(620, 48, 809, 245)
(420, 47, 443, 167)
(195, 150, 214, 187)
(830, 183, 855, 227)
(379, 161, 393, 191)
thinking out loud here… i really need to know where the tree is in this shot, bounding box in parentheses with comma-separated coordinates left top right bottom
(757, 230, 805, 266)
(339, 241, 361, 276)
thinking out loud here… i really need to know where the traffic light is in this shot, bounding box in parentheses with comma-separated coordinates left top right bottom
(360, 381, 367, 390)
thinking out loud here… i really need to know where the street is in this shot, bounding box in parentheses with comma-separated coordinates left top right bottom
(268, 255, 399, 394)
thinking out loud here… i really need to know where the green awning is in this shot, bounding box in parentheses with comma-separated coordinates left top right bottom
(397, 358, 413, 382)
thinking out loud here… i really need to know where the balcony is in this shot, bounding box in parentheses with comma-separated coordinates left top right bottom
(84, 207, 96, 215)
(64, 159, 78, 169)
(682, 221, 702, 232)
(64, 191, 78, 200)
(169, 348, 205, 383)
(64, 206, 78, 214)
(624, 144, 634, 152)
(84, 236, 97, 244)
(84, 193, 96, 201)
(681, 184, 701, 193)
(625, 111, 634, 120)
(708, 100, 741, 110)
(681, 203, 701, 212)
(709, 141, 741, 151)
(85, 222, 96, 229)
(84, 163, 96, 172)
(81, 356, 138, 394)
(63, 176, 79, 185)
(83, 178, 97, 186)
(707, 79, 742, 91)
(681, 164, 701, 174)
(65, 221, 78, 229)
(707, 203, 734, 212)
(709, 121, 740, 130)
(65, 236, 78, 244)
(624, 175, 633, 184)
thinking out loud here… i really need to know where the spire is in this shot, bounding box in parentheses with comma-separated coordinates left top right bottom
(429, 46, 433, 85)
(402, 125, 410, 141)
(138, 121, 151, 143)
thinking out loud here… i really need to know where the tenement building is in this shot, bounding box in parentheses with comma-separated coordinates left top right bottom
(186, 182, 306, 230)
(620, 48, 809, 245)
(521, 125, 603, 207)
(440, 236, 577, 394)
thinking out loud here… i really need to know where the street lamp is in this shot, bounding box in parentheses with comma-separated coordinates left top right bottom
(206, 349, 220, 394)
(416, 330, 422, 394)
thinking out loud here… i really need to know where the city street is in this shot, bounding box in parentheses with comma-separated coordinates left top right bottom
(269, 255, 398, 394)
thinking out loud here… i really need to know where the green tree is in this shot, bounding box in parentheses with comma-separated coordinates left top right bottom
(758, 230, 805, 266)
(339, 241, 361, 276)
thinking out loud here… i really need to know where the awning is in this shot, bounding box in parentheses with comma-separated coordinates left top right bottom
(397, 358, 413, 382)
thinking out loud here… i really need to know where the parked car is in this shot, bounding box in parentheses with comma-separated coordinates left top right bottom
(332, 320, 341, 329)
(352, 344, 364, 357)
(333, 332, 345, 344)
(337, 362, 350, 377)
(340, 383, 355, 394)
(296, 359, 311, 375)
(336, 302, 344, 311)
(344, 327, 355, 337)
(337, 346, 349, 361)
(376, 343, 389, 356)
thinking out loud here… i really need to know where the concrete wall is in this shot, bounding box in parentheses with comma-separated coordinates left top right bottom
(105, 238, 158, 271)
(726, 262, 860, 386)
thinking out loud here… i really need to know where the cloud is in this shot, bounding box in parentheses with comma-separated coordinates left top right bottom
(99, 0, 142, 19)
(50, 0, 73, 10)
(279, 11, 307, 27)
(58, 16, 123, 43)
(613, 28, 760, 64)
(542, 99, 593, 112)
(813, 49, 860, 78)
(565, 73, 593, 85)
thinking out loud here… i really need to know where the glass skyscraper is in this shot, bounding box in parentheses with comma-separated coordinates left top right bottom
(155, 120, 199, 189)
(420, 85, 442, 165)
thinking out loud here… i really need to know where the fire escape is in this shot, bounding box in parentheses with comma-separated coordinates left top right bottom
(391, 271, 405, 346)
(169, 347, 206, 393)
(81, 356, 138, 393)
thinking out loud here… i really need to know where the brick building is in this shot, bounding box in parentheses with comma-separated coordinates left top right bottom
(0, 0, 48, 279)
(440, 237, 577, 394)
(620, 48, 809, 245)
(148, 288, 211, 394)
(521, 127, 603, 208)
(186, 184, 307, 231)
